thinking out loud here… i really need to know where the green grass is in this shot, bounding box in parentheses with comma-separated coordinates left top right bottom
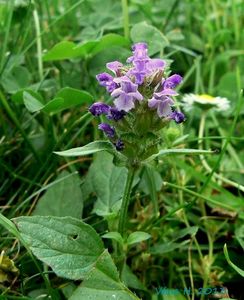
(0, 0, 243, 299)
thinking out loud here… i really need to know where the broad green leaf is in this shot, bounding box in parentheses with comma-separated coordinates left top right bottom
(42, 87, 93, 114)
(144, 148, 214, 163)
(102, 232, 123, 246)
(131, 22, 169, 56)
(127, 231, 151, 246)
(33, 171, 83, 218)
(22, 87, 93, 114)
(224, 244, 244, 277)
(43, 34, 129, 61)
(12, 89, 44, 105)
(121, 265, 147, 291)
(54, 141, 115, 157)
(139, 166, 162, 196)
(1, 65, 31, 93)
(43, 41, 82, 61)
(69, 250, 140, 300)
(90, 34, 130, 56)
(13, 216, 104, 280)
(83, 152, 128, 216)
(23, 91, 44, 112)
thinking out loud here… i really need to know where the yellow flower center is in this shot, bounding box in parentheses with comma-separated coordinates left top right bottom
(198, 94, 215, 101)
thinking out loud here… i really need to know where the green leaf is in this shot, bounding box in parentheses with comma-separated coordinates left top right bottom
(139, 167, 162, 195)
(150, 227, 197, 255)
(13, 216, 104, 280)
(144, 148, 214, 163)
(150, 240, 190, 255)
(127, 231, 151, 246)
(102, 232, 124, 246)
(69, 250, 140, 300)
(83, 152, 128, 216)
(223, 244, 244, 277)
(171, 226, 198, 240)
(43, 87, 93, 114)
(12, 89, 44, 105)
(90, 33, 130, 57)
(1, 65, 31, 93)
(121, 265, 147, 291)
(54, 141, 115, 157)
(43, 41, 84, 61)
(23, 91, 44, 112)
(22, 87, 93, 114)
(33, 171, 83, 218)
(130, 22, 169, 55)
(43, 34, 129, 61)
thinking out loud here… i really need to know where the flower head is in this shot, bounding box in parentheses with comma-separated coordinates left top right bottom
(89, 102, 110, 116)
(115, 139, 124, 151)
(181, 94, 230, 112)
(98, 123, 115, 138)
(111, 76, 143, 112)
(170, 111, 185, 123)
(127, 43, 165, 85)
(96, 73, 117, 93)
(91, 42, 184, 158)
(107, 107, 126, 121)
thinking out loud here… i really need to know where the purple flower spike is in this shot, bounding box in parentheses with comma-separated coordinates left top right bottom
(89, 102, 110, 116)
(111, 76, 143, 112)
(107, 107, 126, 121)
(148, 59, 165, 71)
(96, 73, 117, 93)
(106, 61, 123, 74)
(163, 74, 182, 89)
(148, 96, 174, 118)
(98, 123, 115, 138)
(170, 111, 185, 123)
(115, 139, 124, 151)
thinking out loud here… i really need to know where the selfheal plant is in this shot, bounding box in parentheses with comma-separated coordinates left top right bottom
(89, 42, 185, 166)
(55, 43, 213, 241)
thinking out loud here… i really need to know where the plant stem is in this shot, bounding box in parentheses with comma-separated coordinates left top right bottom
(32, 0, 43, 81)
(121, 0, 130, 39)
(0, 0, 14, 73)
(118, 167, 135, 237)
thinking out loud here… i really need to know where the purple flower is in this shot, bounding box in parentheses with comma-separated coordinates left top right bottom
(127, 43, 165, 85)
(98, 123, 115, 138)
(96, 73, 117, 93)
(115, 139, 124, 151)
(89, 102, 110, 116)
(163, 74, 182, 89)
(170, 111, 185, 123)
(111, 76, 143, 112)
(148, 59, 165, 71)
(107, 107, 126, 121)
(106, 61, 123, 75)
(148, 89, 177, 117)
(127, 42, 148, 63)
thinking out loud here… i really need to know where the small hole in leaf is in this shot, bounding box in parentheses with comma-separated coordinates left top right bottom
(69, 234, 79, 240)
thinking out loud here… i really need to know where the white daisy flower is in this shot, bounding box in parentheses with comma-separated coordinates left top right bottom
(181, 94, 230, 112)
